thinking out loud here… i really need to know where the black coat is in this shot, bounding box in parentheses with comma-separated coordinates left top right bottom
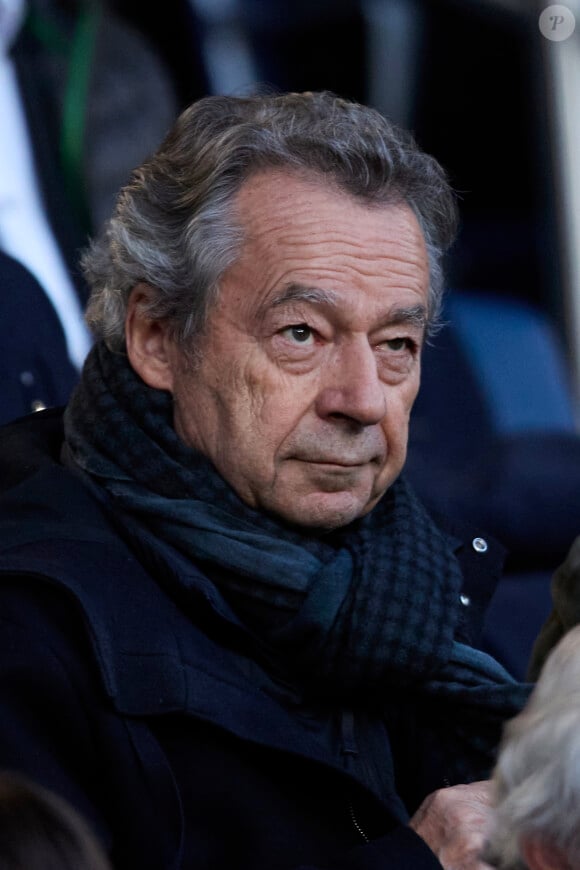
(0, 410, 506, 869)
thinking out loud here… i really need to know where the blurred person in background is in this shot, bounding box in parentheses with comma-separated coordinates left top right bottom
(529, 536, 580, 680)
(0, 770, 111, 869)
(0, 0, 178, 422)
(484, 624, 580, 870)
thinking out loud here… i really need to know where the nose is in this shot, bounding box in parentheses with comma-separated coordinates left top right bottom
(315, 339, 387, 426)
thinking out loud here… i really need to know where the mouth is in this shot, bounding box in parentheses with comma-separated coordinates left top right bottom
(297, 457, 376, 468)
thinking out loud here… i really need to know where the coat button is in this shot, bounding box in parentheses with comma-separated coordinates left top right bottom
(31, 400, 46, 412)
(460, 594, 471, 606)
(472, 537, 488, 554)
(20, 371, 35, 386)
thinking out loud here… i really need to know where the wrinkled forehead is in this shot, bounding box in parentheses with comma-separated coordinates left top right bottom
(233, 166, 420, 230)
(231, 168, 429, 273)
(207, 169, 430, 335)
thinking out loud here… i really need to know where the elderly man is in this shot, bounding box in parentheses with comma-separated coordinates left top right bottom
(484, 624, 580, 870)
(0, 92, 528, 869)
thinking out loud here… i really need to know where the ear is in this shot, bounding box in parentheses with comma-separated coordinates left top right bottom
(125, 283, 175, 392)
(522, 837, 571, 870)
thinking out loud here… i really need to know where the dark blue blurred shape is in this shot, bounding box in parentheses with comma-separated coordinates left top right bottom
(0, 251, 79, 426)
(406, 290, 580, 678)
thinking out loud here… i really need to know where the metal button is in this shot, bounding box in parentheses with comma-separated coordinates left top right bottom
(472, 537, 488, 554)
(460, 594, 471, 607)
(20, 371, 35, 386)
(31, 400, 46, 412)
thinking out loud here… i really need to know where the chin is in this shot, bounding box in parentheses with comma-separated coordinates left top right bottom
(273, 492, 375, 531)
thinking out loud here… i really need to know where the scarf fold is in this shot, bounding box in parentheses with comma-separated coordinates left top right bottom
(64, 343, 530, 731)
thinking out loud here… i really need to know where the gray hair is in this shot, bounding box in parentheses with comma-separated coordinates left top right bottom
(484, 625, 580, 869)
(83, 90, 458, 352)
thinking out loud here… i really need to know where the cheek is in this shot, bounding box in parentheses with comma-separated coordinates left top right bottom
(210, 362, 297, 463)
(242, 357, 315, 423)
(400, 367, 421, 417)
(219, 370, 313, 483)
(383, 381, 419, 449)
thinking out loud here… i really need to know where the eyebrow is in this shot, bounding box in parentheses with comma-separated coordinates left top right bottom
(386, 304, 428, 330)
(269, 283, 428, 330)
(269, 283, 340, 309)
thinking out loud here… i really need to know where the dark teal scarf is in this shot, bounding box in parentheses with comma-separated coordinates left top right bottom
(64, 343, 530, 742)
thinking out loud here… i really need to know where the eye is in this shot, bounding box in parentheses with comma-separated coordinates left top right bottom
(282, 324, 314, 344)
(384, 337, 414, 352)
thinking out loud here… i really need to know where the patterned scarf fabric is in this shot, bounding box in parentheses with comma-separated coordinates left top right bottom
(64, 343, 530, 735)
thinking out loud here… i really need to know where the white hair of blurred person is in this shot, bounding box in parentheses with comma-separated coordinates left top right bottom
(484, 624, 580, 870)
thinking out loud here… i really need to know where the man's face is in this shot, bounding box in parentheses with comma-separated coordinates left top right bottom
(165, 170, 430, 529)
